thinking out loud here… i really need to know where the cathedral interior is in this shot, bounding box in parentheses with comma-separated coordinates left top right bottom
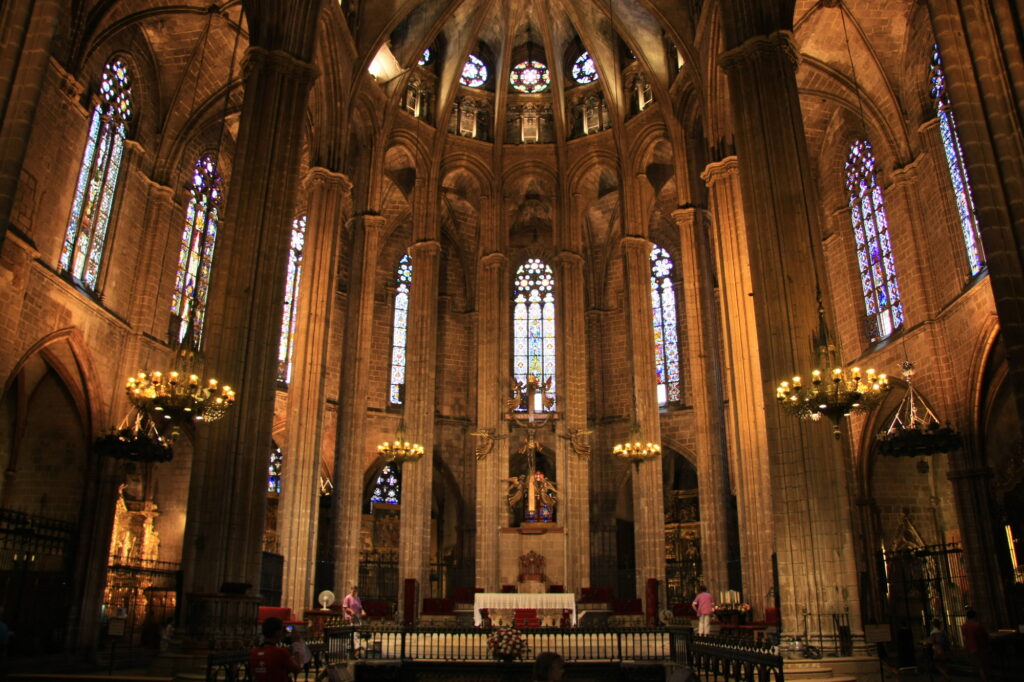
(1, 0, 1024, 670)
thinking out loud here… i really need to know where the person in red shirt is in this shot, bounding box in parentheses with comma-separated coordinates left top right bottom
(250, 617, 300, 682)
(960, 609, 991, 681)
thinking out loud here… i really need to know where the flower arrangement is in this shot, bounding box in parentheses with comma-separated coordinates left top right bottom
(739, 603, 751, 612)
(487, 627, 528, 661)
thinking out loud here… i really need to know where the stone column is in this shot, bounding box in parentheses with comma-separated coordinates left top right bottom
(399, 239, 441, 610)
(124, 178, 178, 333)
(672, 207, 731, 596)
(0, 0, 60, 250)
(333, 214, 384, 595)
(180, 2, 321, 644)
(620, 236, 665, 599)
(719, 32, 862, 639)
(279, 168, 351, 614)
(927, 1, 1024, 429)
(702, 158, 774, 617)
(474, 251, 508, 592)
(556, 250, 590, 593)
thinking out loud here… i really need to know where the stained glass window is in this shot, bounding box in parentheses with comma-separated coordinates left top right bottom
(170, 154, 223, 349)
(419, 48, 431, 66)
(389, 254, 413, 405)
(370, 463, 401, 505)
(510, 60, 550, 93)
(846, 139, 903, 343)
(460, 54, 488, 87)
(278, 215, 307, 384)
(513, 259, 556, 411)
(572, 51, 598, 84)
(268, 443, 283, 494)
(59, 59, 133, 290)
(930, 45, 984, 275)
(651, 246, 680, 405)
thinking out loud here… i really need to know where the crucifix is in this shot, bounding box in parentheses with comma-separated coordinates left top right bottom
(504, 375, 558, 522)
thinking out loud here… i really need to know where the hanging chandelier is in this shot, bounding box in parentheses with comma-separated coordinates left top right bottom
(126, 370, 235, 424)
(876, 361, 962, 457)
(613, 393, 662, 469)
(377, 418, 424, 463)
(775, 302, 891, 439)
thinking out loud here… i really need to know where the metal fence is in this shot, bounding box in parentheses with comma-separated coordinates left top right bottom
(323, 625, 676, 663)
(206, 642, 328, 682)
(880, 542, 969, 650)
(683, 632, 784, 682)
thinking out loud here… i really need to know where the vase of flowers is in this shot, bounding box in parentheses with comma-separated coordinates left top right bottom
(487, 627, 528, 662)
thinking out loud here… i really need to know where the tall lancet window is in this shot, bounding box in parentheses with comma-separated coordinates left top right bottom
(170, 154, 223, 349)
(513, 258, 556, 410)
(278, 215, 307, 384)
(268, 443, 283, 494)
(651, 245, 681, 405)
(846, 139, 904, 343)
(389, 254, 413, 405)
(60, 59, 133, 290)
(930, 45, 985, 275)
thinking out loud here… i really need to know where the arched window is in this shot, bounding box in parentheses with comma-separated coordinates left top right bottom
(930, 45, 984, 275)
(572, 52, 598, 84)
(510, 60, 550, 93)
(846, 139, 904, 343)
(59, 59, 133, 290)
(651, 245, 680, 405)
(170, 154, 223, 349)
(278, 215, 307, 384)
(389, 254, 413, 405)
(418, 48, 432, 66)
(513, 258, 556, 410)
(370, 463, 401, 505)
(268, 443, 283, 494)
(460, 54, 488, 87)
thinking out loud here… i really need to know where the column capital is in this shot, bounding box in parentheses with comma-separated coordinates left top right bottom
(306, 167, 352, 193)
(244, 46, 318, 85)
(409, 239, 441, 257)
(916, 116, 942, 137)
(620, 235, 652, 254)
(556, 250, 585, 267)
(701, 156, 740, 187)
(719, 30, 800, 74)
(349, 212, 386, 232)
(670, 206, 711, 227)
(480, 251, 508, 269)
(888, 155, 925, 186)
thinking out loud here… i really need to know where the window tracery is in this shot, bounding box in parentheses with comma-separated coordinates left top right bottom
(390, 254, 412, 405)
(510, 60, 550, 93)
(513, 259, 556, 411)
(846, 139, 903, 343)
(460, 54, 488, 87)
(651, 245, 680, 405)
(370, 463, 401, 505)
(572, 52, 599, 84)
(60, 59, 133, 290)
(278, 215, 306, 384)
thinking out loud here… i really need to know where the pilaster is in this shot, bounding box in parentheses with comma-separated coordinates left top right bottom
(279, 168, 351, 614)
(719, 31, 862, 638)
(475, 251, 508, 591)
(701, 157, 773, 617)
(180, 4, 321, 640)
(399, 238, 441, 611)
(620, 235, 665, 600)
(556, 249, 590, 593)
(333, 214, 385, 595)
(671, 207, 731, 596)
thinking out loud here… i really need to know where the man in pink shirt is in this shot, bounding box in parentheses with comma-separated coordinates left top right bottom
(692, 585, 714, 636)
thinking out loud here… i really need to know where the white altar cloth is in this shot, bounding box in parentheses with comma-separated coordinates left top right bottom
(473, 592, 576, 626)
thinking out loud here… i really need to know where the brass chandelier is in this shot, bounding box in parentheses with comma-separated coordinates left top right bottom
(377, 418, 424, 463)
(613, 394, 662, 468)
(776, 302, 890, 438)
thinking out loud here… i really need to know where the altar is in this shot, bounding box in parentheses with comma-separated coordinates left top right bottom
(473, 592, 577, 627)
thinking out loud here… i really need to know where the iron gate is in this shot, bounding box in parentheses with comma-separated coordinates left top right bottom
(880, 542, 969, 664)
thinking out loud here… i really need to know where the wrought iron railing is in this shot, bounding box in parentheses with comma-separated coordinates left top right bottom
(684, 632, 784, 682)
(206, 642, 327, 682)
(322, 625, 676, 663)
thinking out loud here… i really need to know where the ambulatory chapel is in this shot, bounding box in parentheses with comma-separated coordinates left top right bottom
(1, 0, 1022, 676)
